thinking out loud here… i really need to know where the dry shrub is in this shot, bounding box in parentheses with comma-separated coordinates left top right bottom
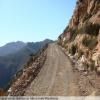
(82, 36, 98, 50)
(69, 44, 78, 55)
(79, 22, 100, 36)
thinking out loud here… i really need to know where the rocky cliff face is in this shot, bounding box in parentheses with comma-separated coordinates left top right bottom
(69, 0, 100, 29)
(59, 0, 100, 73)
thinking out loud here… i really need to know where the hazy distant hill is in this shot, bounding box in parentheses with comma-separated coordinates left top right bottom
(0, 41, 26, 56)
(0, 39, 53, 89)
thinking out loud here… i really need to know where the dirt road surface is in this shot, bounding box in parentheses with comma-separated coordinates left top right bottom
(24, 43, 79, 96)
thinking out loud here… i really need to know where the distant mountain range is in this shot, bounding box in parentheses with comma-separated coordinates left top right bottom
(0, 41, 26, 56)
(0, 39, 53, 89)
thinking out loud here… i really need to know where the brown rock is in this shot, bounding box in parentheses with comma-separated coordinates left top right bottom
(97, 67, 100, 75)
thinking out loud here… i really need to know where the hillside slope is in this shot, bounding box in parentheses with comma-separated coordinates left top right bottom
(58, 0, 100, 73)
(57, 0, 100, 96)
(0, 39, 53, 89)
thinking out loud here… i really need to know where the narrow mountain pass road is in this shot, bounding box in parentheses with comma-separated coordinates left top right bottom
(24, 43, 79, 96)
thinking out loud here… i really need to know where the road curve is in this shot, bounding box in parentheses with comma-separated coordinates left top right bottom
(24, 43, 79, 96)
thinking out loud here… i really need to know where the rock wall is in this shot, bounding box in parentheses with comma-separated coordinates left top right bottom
(58, 0, 100, 73)
(69, 0, 100, 29)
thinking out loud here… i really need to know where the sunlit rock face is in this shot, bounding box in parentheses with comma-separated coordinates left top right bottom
(69, 0, 100, 29)
(58, 0, 100, 72)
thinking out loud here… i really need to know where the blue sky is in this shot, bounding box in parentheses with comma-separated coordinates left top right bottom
(0, 0, 76, 46)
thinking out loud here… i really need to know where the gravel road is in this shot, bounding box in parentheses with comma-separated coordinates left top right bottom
(24, 43, 79, 96)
